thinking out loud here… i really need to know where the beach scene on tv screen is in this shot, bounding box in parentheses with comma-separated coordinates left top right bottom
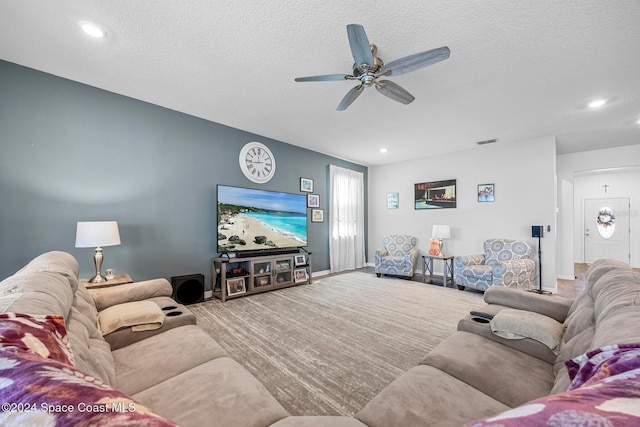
(217, 186, 308, 252)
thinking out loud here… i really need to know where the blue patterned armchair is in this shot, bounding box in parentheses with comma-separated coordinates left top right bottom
(375, 235, 419, 278)
(454, 238, 535, 291)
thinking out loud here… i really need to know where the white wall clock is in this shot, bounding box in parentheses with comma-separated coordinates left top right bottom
(239, 142, 276, 184)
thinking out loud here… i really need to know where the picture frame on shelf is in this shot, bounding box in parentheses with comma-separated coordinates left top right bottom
(478, 183, 495, 202)
(294, 268, 309, 283)
(311, 209, 324, 223)
(300, 177, 314, 192)
(254, 276, 271, 287)
(414, 179, 457, 210)
(307, 194, 320, 208)
(226, 277, 246, 296)
(387, 192, 399, 209)
(294, 254, 306, 266)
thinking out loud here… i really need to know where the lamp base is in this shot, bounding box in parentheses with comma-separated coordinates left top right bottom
(89, 246, 106, 283)
(88, 274, 107, 283)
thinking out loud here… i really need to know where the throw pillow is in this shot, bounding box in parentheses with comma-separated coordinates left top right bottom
(97, 301, 165, 336)
(464, 343, 640, 427)
(0, 349, 178, 426)
(0, 313, 74, 366)
(566, 342, 640, 390)
(490, 309, 563, 351)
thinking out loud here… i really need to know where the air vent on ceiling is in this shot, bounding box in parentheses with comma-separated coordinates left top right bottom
(476, 138, 498, 145)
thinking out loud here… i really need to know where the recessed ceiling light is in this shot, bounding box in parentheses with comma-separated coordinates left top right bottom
(81, 23, 105, 38)
(588, 99, 607, 108)
(379, 148, 388, 153)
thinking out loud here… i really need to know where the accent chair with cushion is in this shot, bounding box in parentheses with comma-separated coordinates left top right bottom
(374, 234, 419, 278)
(455, 238, 535, 291)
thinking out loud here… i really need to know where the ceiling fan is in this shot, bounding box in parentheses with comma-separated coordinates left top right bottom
(295, 24, 450, 111)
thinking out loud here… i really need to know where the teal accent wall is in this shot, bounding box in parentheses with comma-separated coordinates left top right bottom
(0, 60, 367, 286)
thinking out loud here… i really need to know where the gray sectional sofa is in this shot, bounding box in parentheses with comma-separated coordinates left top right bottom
(1, 252, 639, 426)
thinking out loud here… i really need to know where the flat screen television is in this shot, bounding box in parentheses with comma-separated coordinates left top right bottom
(217, 185, 308, 255)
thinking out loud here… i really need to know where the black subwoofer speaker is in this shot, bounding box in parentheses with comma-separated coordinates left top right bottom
(171, 274, 205, 305)
(531, 225, 544, 238)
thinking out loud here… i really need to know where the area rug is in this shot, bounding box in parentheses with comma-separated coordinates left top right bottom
(190, 271, 484, 416)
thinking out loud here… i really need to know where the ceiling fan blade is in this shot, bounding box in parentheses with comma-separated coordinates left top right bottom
(346, 24, 373, 67)
(375, 80, 415, 105)
(385, 46, 450, 76)
(336, 85, 364, 111)
(295, 74, 351, 82)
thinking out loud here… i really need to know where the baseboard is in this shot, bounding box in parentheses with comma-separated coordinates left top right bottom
(204, 290, 213, 300)
(312, 269, 330, 278)
(557, 274, 575, 280)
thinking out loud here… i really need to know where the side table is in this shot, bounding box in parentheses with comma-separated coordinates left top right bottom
(81, 274, 133, 289)
(422, 255, 454, 287)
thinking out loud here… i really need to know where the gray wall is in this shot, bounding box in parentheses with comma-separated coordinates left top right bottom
(0, 60, 368, 287)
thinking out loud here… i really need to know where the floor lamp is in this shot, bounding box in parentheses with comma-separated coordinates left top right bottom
(529, 225, 550, 295)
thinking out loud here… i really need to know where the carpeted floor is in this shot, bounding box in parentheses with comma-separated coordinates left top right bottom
(190, 271, 484, 416)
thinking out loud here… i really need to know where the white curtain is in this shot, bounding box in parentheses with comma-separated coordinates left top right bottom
(329, 164, 365, 273)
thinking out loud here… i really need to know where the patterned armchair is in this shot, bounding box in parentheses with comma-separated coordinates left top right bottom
(374, 235, 419, 278)
(454, 238, 535, 291)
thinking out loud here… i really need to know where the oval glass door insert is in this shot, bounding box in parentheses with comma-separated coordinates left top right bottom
(596, 207, 616, 239)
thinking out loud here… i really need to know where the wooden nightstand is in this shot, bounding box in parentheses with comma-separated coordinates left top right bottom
(81, 274, 133, 289)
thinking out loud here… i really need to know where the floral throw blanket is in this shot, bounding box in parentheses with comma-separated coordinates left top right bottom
(0, 313, 178, 426)
(466, 343, 640, 427)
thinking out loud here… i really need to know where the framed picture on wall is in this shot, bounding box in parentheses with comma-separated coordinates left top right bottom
(478, 183, 495, 202)
(414, 179, 457, 209)
(311, 209, 324, 222)
(387, 192, 399, 209)
(300, 177, 314, 192)
(307, 194, 320, 208)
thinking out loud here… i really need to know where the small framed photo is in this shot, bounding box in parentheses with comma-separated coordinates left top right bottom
(300, 177, 314, 192)
(294, 268, 309, 283)
(387, 192, 399, 209)
(294, 254, 306, 266)
(478, 183, 495, 202)
(254, 276, 271, 287)
(307, 194, 320, 208)
(311, 209, 324, 223)
(226, 277, 246, 296)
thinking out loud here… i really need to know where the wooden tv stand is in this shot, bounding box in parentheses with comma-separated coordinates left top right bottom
(211, 250, 312, 302)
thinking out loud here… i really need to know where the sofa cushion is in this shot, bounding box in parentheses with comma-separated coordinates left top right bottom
(0, 349, 178, 427)
(89, 279, 173, 311)
(483, 287, 572, 323)
(422, 331, 554, 407)
(112, 325, 228, 395)
(566, 342, 640, 390)
(0, 271, 74, 318)
(356, 365, 510, 427)
(132, 357, 289, 427)
(490, 309, 563, 351)
(0, 313, 74, 365)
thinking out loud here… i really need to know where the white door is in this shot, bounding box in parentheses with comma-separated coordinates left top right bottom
(584, 198, 630, 263)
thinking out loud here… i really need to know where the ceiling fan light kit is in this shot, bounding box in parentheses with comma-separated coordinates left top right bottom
(295, 24, 450, 111)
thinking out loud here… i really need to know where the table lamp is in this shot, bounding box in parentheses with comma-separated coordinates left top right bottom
(75, 221, 121, 283)
(432, 224, 450, 256)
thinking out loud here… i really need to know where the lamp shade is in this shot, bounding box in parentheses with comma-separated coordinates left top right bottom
(75, 221, 121, 248)
(432, 224, 450, 239)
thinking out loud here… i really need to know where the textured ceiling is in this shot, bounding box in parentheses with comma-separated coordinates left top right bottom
(1, 1, 639, 166)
